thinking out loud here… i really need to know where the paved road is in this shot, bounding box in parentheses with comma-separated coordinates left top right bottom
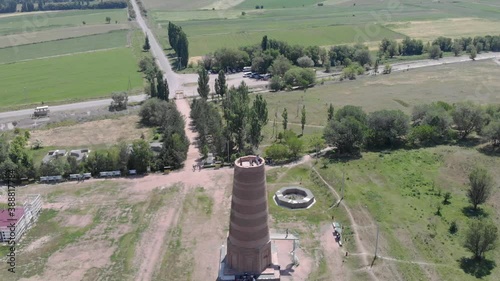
(130, 0, 181, 98)
(0, 94, 147, 120)
(389, 52, 500, 72)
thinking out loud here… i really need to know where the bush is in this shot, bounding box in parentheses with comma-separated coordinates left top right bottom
(109, 92, 128, 111)
(449, 221, 458, 234)
(297, 56, 314, 68)
(382, 63, 392, 74)
(428, 45, 443, 59)
(265, 143, 288, 161)
(407, 125, 438, 145)
(269, 76, 285, 91)
(139, 98, 170, 126)
(342, 63, 364, 80)
(283, 67, 315, 88)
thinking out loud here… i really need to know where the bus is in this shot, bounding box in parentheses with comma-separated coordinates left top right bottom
(33, 106, 49, 118)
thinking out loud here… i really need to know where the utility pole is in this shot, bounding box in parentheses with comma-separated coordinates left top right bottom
(341, 171, 345, 200)
(374, 224, 380, 258)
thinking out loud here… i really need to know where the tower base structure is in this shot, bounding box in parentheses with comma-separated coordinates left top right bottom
(218, 242, 281, 281)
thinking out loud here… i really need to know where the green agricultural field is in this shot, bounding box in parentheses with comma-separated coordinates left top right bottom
(150, 0, 500, 56)
(0, 30, 128, 64)
(315, 147, 500, 280)
(187, 24, 401, 56)
(0, 9, 128, 36)
(0, 48, 142, 109)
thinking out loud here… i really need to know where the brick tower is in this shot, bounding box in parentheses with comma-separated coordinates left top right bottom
(226, 155, 272, 274)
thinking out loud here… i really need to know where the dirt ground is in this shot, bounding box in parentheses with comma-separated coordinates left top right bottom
(29, 113, 149, 147)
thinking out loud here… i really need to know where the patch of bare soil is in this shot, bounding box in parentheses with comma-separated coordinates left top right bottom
(23, 236, 51, 253)
(276, 239, 313, 281)
(201, 0, 245, 10)
(62, 214, 93, 228)
(319, 224, 349, 281)
(189, 172, 232, 280)
(135, 199, 184, 281)
(188, 56, 202, 65)
(19, 241, 115, 281)
(30, 115, 150, 147)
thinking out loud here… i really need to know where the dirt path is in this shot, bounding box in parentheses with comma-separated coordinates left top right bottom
(320, 224, 350, 281)
(132, 96, 208, 281)
(175, 97, 200, 171)
(287, 122, 325, 128)
(135, 195, 185, 281)
(311, 166, 379, 281)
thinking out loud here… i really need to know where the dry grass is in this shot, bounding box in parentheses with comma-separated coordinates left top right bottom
(200, 0, 245, 10)
(30, 115, 150, 147)
(142, 0, 217, 10)
(0, 24, 130, 48)
(387, 17, 500, 41)
(263, 60, 500, 127)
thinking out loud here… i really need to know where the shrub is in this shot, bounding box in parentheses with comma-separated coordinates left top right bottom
(428, 45, 443, 59)
(297, 56, 314, 68)
(269, 76, 285, 91)
(449, 221, 458, 234)
(109, 92, 128, 111)
(382, 63, 392, 74)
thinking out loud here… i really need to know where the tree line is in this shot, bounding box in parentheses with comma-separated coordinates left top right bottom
(138, 98, 189, 169)
(322, 102, 500, 155)
(138, 56, 169, 101)
(167, 22, 189, 68)
(189, 70, 269, 162)
(378, 34, 500, 60)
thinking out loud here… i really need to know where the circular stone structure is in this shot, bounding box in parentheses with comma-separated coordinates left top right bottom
(274, 186, 315, 209)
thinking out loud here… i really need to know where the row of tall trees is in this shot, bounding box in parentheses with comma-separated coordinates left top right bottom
(167, 22, 189, 68)
(190, 70, 269, 160)
(139, 98, 189, 169)
(323, 102, 500, 154)
(138, 57, 169, 101)
(378, 34, 500, 60)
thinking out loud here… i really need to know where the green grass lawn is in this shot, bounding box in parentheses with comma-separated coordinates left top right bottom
(0, 9, 128, 36)
(314, 147, 500, 280)
(0, 30, 128, 64)
(0, 47, 142, 109)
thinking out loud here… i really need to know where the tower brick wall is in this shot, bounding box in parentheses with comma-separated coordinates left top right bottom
(226, 155, 272, 274)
